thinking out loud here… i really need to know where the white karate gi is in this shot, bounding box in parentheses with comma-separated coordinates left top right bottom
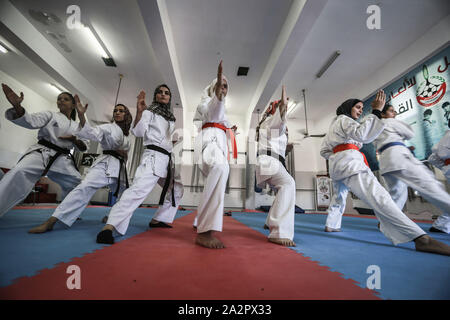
(151, 138, 184, 224)
(255, 109, 295, 240)
(427, 130, 450, 233)
(320, 114, 426, 245)
(193, 82, 230, 234)
(324, 180, 349, 230)
(0, 109, 87, 217)
(372, 118, 450, 234)
(51, 122, 131, 227)
(105, 110, 175, 235)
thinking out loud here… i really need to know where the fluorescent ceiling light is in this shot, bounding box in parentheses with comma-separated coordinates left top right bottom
(316, 51, 341, 78)
(0, 43, 8, 53)
(49, 83, 64, 94)
(81, 25, 109, 59)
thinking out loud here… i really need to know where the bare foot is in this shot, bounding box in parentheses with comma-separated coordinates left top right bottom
(268, 238, 296, 247)
(415, 235, 450, 256)
(28, 217, 58, 233)
(324, 226, 341, 232)
(195, 231, 225, 249)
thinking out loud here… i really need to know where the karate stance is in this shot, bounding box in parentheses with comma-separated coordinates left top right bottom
(148, 134, 185, 228)
(96, 85, 177, 244)
(427, 119, 450, 233)
(194, 61, 236, 249)
(320, 90, 450, 255)
(0, 83, 87, 218)
(255, 86, 295, 246)
(28, 98, 132, 233)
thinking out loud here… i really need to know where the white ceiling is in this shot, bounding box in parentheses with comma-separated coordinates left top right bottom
(1, 0, 449, 134)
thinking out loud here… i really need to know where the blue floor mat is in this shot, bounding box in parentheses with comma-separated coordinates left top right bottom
(0, 206, 191, 287)
(232, 212, 450, 300)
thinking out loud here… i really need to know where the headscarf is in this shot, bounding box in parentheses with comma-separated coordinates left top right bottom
(206, 76, 229, 99)
(193, 76, 229, 127)
(147, 84, 176, 122)
(113, 103, 133, 136)
(336, 98, 362, 120)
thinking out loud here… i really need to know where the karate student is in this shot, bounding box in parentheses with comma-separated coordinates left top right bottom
(191, 124, 238, 229)
(0, 83, 87, 218)
(427, 118, 450, 233)
(324, 181, 349, 232)
(320, 90, 450, 255)
(194, 61, 237, 249)
(255, 86, 295, 247)
(28, 98, 133, 233)
(148, 134, 184, 228)
(96, 84, 177, 244)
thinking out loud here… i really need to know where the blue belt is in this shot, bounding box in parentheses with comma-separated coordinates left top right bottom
(378, 142, 406, 154)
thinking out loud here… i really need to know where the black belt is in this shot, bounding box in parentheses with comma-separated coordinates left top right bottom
(146, 145, 176, 207)
(103, 150, 129, 197)
(257, 149, 286, 169)
(17, 139, 79, 177)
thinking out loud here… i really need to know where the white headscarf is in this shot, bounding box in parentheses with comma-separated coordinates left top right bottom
(193, 76, 229, 128)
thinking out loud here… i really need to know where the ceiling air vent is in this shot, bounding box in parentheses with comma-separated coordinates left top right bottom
(237, 66, 249, 76)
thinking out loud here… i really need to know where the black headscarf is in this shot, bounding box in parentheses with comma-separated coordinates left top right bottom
(148, 84, 176, 122)
(336, 98, 362, 120)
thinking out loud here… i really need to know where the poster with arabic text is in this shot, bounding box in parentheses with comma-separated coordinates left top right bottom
(362, 43, 450, 164)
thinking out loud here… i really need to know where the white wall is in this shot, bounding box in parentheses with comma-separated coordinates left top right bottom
(0, 69, 56, 168)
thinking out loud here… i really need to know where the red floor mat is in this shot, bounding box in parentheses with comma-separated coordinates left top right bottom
(0, 213, 380, 300)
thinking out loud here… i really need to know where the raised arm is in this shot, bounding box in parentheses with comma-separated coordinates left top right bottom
(74, 94, 88, 128)
(2, 83, 25, 119)
(215, 60, 224, 101)
(3, 82, 52, 129)
(344, 90, 386, 144)
(134, 90, 147, 128)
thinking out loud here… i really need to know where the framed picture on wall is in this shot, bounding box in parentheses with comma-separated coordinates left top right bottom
(81, 153, 100, 167)
(316, 175, 332, 210)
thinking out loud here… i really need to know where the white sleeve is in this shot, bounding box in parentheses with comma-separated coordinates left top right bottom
(206, 96, 225, 122)
(5, 108, 53, 129)
(428, 152, 444, 169)
(320, 137, 332, 160)
(393, 119, 415, 140)
(75, 121, 105, 142)
(131, 110, 152, 138)
(264, 109, 286, 131)
(341, 114, 385, 144)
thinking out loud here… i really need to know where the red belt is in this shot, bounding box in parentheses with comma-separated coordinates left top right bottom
(445, 159, 450, 166)
(202, 122, 238, 160)
(333, 143, 369, 167)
